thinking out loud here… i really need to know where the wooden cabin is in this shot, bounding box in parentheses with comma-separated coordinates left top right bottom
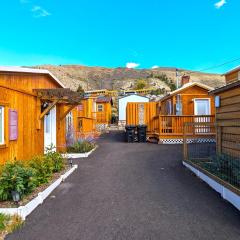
(0, 66, 82, 164)
(125, 76, 216, 143)
(157, 79, 215, 143)
(95, 96, 113, 125)
(118, 94, 149, 126)
(126, 102, 158, 134)
(75, 95, 113, 136)
(210, 67, 240, 157)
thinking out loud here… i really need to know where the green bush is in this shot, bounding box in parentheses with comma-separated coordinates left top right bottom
(0, 161, 36, 201)
(28, 156, 53, 185)
(45, 150, 65, 173)
(0, 150, 66, 201)
(67, 140, 95, 153)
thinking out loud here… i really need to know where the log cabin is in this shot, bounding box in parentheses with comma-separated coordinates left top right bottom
(210, 66, 240, 157)
(0, 66, 82, 164)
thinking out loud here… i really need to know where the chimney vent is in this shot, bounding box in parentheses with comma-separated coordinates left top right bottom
(181, 75, 190, 86)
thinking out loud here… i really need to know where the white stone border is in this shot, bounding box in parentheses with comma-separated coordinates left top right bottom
(0, 165, 78, 220)
(62, 146, 97, 159)
(183, 161, 240, 211)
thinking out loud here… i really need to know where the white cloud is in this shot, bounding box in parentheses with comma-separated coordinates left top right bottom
(214, 0, 227, 9)
(31, 6, 51, 18)
(152, 65, 159, 69)
(126, 62, 140, 69)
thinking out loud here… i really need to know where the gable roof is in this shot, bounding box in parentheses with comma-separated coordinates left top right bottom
(223, 65, 240, 76)
(0, 66, 65, 88)
(96, 96, 113, 105)
(160, 82, 214, 102)
(118, 94, 149, 100)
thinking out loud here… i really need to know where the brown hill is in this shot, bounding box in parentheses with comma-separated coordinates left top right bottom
(33, 65, 225, 92)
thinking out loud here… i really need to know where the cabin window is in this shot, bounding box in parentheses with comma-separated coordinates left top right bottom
(166, 100, 172, 115)
(66, 112, 73, 133)
(97, 104, 104, 112)
(175, 95, 182, 115)
(0, 106, 4, 144)
(238, 71, 240, 81)
(194, 99, 210, 115)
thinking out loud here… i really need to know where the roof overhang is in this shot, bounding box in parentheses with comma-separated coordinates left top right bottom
(159, 82, 214, 102)
(0, 66, 65, 88)
(209, 80, 240, 95)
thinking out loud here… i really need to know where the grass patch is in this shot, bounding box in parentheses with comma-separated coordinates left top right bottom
(0, 214, 23, 239)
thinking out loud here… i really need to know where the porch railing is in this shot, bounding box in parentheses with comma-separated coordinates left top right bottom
(153, 115, 215, 137)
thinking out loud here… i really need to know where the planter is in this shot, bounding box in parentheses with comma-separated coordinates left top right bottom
(183, 161, 240, 211)
(62, 146, 97, 159)
(0, 165, 78, 220)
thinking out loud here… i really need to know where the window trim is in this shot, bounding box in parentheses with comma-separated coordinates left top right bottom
(193, 98, 211, 116)
(0, 106, 4, 145)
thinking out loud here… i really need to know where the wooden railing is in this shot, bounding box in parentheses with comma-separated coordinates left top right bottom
(77, 111, 109, 124)
(153, 115, 215, 138)
(92, 112, 108, 124)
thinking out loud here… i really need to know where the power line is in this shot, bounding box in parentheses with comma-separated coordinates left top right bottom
(184, 57, 240, 75)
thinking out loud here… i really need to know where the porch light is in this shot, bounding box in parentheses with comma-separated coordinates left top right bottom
(11, 190, 20, 204)
(68, 158, 73, 168)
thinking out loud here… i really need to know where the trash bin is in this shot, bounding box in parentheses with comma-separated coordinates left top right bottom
(137, 125, 147, 143)
(125, 125, 136, 143)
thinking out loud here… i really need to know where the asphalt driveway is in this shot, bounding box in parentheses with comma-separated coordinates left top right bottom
(7, 131, 240, 240)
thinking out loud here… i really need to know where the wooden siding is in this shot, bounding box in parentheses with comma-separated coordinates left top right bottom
(225, 71, 239, 84)
(160, 85, 215, 116)
(126, 102, 158, 133)
(215, 87, 240, 156)
(0, 72, 66, 164)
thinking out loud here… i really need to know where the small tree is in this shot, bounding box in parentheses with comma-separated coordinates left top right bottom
(135, 80, 147, 90)
(77, 85, 85, 94)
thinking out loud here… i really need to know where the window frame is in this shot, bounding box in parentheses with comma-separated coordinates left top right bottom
(0, 106, 4, 145)
(193, 98, 211, 116)
(97, 104, 104, 112)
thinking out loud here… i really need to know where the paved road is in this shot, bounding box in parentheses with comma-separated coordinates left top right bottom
(7, 132, 240, 240)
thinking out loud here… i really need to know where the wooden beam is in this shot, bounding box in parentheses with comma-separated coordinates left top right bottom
(39, 100, 59, 120)
(60, 105, 77, 120)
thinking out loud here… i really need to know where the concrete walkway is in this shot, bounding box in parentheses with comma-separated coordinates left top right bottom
(7, 132, 240, 240)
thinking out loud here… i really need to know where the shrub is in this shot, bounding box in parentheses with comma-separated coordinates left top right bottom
(0, 161, 36, 201)
(67, 140, 95, 153)
(45, 150, 65, 173)
(28, 156, 54, 186)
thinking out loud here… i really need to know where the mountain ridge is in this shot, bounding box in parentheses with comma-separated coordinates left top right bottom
(33, 65, 225, 92)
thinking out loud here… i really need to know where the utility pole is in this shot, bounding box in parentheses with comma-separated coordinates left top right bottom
(176, 68, 179, 89)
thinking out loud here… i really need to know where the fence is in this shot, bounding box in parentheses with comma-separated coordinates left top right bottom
(183, 122, 240, 190)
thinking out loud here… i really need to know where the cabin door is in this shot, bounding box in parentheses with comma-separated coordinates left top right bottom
(194, 99, 210, 116)
(194, 99, 211, 133)
(44, 106, 57, 153)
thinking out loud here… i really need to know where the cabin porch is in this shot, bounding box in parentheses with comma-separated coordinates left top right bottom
(151, 115, 216, 144)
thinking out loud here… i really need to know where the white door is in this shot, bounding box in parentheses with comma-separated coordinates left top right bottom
(194, 99, 210, 115)
(194, 99, 211, 133)
(44, 106, 57, 152)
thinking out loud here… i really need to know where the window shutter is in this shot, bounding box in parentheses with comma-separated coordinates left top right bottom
(9, 109, 18, 141)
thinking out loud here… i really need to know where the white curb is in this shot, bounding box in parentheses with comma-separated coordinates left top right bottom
(0, 164, 78, 220)
(183, 161, 240, 211)
(62, 146, 97, 159)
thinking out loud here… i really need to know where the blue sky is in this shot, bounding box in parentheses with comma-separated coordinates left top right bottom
(0, 0, 239, 73)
